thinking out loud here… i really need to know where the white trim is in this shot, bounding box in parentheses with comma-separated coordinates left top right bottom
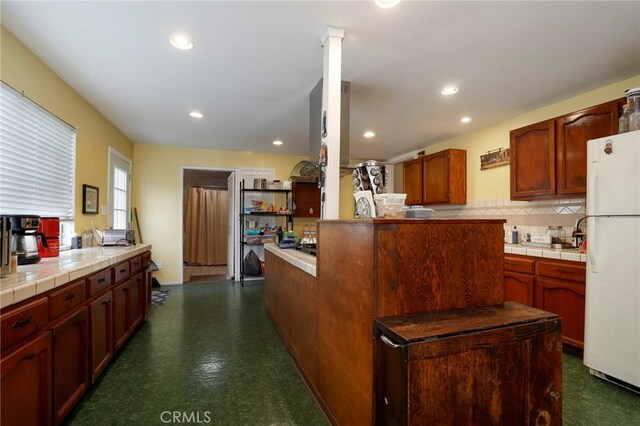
(386, 150, 420, 165)
(179, 166, 237, 285)
(107, 147, 132, 229)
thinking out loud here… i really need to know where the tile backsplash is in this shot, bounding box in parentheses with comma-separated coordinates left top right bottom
(430, 198, 586, 244)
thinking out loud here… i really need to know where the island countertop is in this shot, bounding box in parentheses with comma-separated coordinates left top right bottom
(264, 243, 316, 277)
(0, 243, 152, 309)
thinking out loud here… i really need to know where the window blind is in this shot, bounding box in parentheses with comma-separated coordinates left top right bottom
(0, 81, 76, 220)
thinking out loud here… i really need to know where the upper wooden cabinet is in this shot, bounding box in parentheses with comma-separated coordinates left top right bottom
(403, 149, 466, 205)
(510, 99, 621, 200)
(292, 181, 320, 218)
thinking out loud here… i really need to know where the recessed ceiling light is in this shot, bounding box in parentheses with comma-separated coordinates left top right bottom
(375, 0, 402, 8)
(441, 86, 459, 96)
(273, 140, 283, 146)
(170, 34, 193, 50)
(363, 131, 375, 138)
(461, 116, 471, 123)
(189, 111, 203, 118)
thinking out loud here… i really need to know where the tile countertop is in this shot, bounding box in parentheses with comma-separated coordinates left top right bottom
(0, 243, 152, 309)
(504, 243, 586, 263)
(264, 243, 316, 277)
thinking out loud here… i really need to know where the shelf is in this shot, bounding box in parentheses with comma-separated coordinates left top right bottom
(240, 212, 292, 216)
(242, 188, 292, 193)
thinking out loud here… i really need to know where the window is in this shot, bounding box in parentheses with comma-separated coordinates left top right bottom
(108, 148, 131, 230)
(0, 81, 76, 219)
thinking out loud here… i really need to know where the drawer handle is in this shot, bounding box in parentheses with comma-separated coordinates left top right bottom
(65, 293, 76, 301)
(380, 335, 401, 349)
(504, 261, 518, 265)
(119, 269, 126, 273)
(98, 277, 106, 283)
(557, 269, 576, 274)
(12, 315, 33, 329)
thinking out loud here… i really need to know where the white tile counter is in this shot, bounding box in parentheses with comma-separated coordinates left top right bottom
(0, 243, 152, 309)
(504, 243, 585, 262)
(264, 243, 316, 277)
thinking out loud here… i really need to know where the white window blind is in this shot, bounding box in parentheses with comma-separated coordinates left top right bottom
(0, 81, 76, 219)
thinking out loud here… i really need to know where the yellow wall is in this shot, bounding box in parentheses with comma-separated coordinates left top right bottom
(410, 75, 640, 201)
(0, 26, 135, 232)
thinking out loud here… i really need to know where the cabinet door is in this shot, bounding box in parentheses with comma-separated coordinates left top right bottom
(504, 271, 534, 307)
(51, 307, 89, 424)
(144, 268, 152, 319)
(90, 291, 113, 383)
(1, 332, 52, 426)
(557, 100, 620, 195)
(403, 158, 423, 205)
(293, 181, 320, 218)
(130, 272, 144, 331)
(510, 120, 556, 199)
(536, 277, 585, 349)
(113, 280, 131, 353)
(422, 152, 449, 204)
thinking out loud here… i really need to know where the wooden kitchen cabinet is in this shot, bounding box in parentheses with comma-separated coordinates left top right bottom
(374, 303, 562, 425)
(510, 98, 622, 200)
(50, 307, 89, 425)
(556, 101, 620, 195)
(130, 272, 144, 331)
(1, 332, 52, 426)
(113, 280, 131, 353)
(403, 149, 466, 205)
(293, 181, 320, 218)
(89, 290, 113, 383)
(504, 255, 535, 306)
(403, 157, 423, 205)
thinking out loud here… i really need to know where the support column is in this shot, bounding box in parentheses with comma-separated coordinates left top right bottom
(320, 26, 344, 219)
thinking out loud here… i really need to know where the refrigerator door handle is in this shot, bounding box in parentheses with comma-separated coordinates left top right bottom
(588, 216, 598, 273)
(587, 161, 597, 215)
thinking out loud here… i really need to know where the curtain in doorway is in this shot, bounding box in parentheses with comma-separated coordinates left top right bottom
(184, 187, 228, 265)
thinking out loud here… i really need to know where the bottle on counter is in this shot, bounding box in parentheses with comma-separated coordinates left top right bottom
(625, 87, 640, 132)
(512, 226, 519, 244)
(277, 226, 283, 245)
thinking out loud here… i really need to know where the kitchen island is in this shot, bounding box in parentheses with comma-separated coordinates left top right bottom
(265, 219, 517, 425)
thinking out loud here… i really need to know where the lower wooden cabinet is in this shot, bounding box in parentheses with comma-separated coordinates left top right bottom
(113, 280, 132, 353)
(1, 332, 52, 426)
(89, 291, 113, 383)
(536, 277, 586, 349)
(504, 271, 535, 306)
(51, 307, 89, 425)
(144, 267, 152, 319)
(131, 273, 144, 331)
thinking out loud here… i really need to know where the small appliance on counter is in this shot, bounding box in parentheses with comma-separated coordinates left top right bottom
(95, 229, 135, 246)
(10, 215, 44, 264)
(37, 217, 60, 257)
(1, 215, 12, 276)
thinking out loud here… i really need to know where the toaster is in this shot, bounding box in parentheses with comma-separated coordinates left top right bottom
(100, 229, 135, 246)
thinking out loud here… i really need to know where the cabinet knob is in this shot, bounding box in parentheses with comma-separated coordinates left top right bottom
(12, 315, 33, 329)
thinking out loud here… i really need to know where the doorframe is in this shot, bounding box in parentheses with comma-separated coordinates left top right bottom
(107, 147, 132, 229)
(179, 166, 237, 285)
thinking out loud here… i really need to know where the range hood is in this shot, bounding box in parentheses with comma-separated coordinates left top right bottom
(309, 79, 352, 168)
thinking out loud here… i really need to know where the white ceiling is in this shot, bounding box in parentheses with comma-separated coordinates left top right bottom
(2, 1, 639, 161)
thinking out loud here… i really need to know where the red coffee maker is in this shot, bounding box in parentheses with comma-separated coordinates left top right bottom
(37, 217, 60, 258)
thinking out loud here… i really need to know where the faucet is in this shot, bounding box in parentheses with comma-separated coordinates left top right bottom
(572, 216, 588, 248)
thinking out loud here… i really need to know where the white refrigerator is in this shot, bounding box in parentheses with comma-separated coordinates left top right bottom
(584, 130, 640, 390)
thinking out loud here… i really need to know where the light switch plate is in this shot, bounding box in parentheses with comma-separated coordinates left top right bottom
(100, 205, 107, 215)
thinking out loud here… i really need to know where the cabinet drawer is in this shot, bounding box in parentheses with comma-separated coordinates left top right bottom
(1, 297, 49, 351)
(538, 260, 585, 283)
(112, 261, 130, 284)
(130, 256, 143, 274)
(49, 280, 86, 320)
(87, 269, 112, 297)
(504, 255, 535, 274)
(142, 252, 151, 268)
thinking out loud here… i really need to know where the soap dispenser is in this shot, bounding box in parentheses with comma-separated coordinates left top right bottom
(512, 226, 519, 244)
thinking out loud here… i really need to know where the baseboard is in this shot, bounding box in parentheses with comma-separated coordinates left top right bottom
(159, 281, 183, 286)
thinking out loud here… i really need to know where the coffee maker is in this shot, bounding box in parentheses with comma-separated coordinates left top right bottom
(10, 215, 45, 264)
(1, 216, 12, 276)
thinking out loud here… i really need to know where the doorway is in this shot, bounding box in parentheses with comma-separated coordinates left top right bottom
(182, 168, 235, 283)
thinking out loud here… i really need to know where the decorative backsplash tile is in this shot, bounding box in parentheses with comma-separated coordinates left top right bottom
(430, 198, 587, 244)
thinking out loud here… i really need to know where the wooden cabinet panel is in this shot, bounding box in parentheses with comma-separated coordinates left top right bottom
(142, 252, 152, 268)
(112, 261, 130, 284)
(49, 280, 86, 320)
(1, 331, 52, 426)
(536, 277, 585, 349)
(89, 291, 113, 383)
(538, 259, 586, 283)
(293, 181, 320, 218)
(144, 267, 152, 319)
(130, 256, 143, 275)
(504, 255, 535, 274)
(422, 151, 449, 204)
(130, 272, 144, 331)
(557, 100, 619, 195)
(113, 280, 131, 353)
(403, 158, 423, 205)
(504, 271, 535, 306)
(510, 119, 556, 199)
(87, 269, 112, 297)
(51, 307, 89, 425)
(1, 297, 49, 352)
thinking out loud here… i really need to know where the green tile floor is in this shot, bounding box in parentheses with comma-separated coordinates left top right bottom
(65, 281, 640, 425)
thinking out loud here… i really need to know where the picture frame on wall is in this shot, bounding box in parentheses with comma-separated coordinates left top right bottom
(82, 184, 99, 214)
